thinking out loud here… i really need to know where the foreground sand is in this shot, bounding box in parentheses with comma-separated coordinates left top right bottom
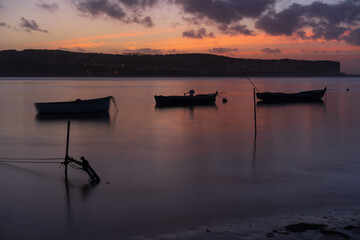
(135, 209, 360, 240)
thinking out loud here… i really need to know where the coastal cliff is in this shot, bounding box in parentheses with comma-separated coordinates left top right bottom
(0, 49, 342, 77)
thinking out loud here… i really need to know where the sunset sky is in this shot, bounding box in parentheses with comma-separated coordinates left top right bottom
(0, 0, 359, 74)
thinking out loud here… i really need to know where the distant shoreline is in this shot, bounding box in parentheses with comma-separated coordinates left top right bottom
(1, 49, 353, 77)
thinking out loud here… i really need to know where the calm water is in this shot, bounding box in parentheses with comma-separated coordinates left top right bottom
(1, 77, 360, 239)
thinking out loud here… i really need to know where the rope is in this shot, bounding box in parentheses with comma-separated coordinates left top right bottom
(0, 157, 64, 164)
(0, 157, 63, 160)
(68, 162, 82, 170)
(0, 160, 63, 164)
(111, 96, 119, 112)
(217, 93, 226, 100)
(239, 69, 260, 93)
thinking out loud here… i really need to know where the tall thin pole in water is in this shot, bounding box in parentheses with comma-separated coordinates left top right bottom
(253, 88, 257, 134)
(65, 121, 70, 177)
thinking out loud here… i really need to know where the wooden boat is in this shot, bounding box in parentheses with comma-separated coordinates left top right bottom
(256, 87, 326, 102)
(154, 90, 217, 106)
(34, 96, 115, 114)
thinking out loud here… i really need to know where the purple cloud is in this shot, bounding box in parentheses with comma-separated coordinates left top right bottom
(256, 0, 360, 45)
(183, 28, 215, 39)
(20, 17, 48, 33)
(37, 2, 59, 12)
(209, 48, 239, 54)
(73, 0, 155, 28)
(342, 28, 360, 46)
(118, 0, 157, 8)
(70, 0, 360, 45)
(262, 48, 282, 54)
(122, 48, 162, 55)
(74, 0, 126, 19)
(218, 24, 255, 36)
(175, 0, 276, 24)
(133, 16, 154, 28)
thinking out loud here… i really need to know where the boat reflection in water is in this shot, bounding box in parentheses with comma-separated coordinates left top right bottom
(35, 112, 117, 127)
(256, 100, 326, 123)
(155, 103, 216, 109)
(255, 99, 327, 151)
(257, 99, 325, 108)
(35, 112, 112, 125)
(155, 104, 218, 120)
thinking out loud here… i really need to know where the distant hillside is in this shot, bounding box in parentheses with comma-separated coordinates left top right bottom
(0, 49, 343, 77)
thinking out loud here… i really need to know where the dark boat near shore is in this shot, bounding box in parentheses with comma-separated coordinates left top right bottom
(34, 96, 116, 114)
(256, 88, 326, 102)
(154, 90, 217, 107)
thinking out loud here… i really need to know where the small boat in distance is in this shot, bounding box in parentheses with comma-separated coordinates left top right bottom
(154, 90, 218, 107)
(256, 88, 326, 102)
(34, 96, 117, 114)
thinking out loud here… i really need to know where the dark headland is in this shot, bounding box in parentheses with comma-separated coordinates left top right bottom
(0, 49, 349, 77)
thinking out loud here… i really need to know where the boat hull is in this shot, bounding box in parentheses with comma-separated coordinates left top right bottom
(34, 96, 112, 114)
(256, 88, 326, 102)
(154, 93, 217, 107)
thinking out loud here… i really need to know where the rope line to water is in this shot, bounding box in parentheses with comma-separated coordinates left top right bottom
(0, 157, 64, 164)
(0, 157, 85, 169)
(68, 162, 82, 170)
(0, 157, 63, 160)
(239, 69, 260, 93)
(0, 160, 63, 164)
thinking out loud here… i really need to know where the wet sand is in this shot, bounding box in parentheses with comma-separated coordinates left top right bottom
(135, 209, 360, 240)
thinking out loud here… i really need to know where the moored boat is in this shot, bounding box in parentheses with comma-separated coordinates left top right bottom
(154, 90, 217, 106)
(34, 96, 116, 114)
(256, 88, 326, 102)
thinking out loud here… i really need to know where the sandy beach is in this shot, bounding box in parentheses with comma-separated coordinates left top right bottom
(135, 209, 360, 240)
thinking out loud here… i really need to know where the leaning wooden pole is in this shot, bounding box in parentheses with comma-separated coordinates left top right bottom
(65, 121, 70, 177)
(253, 88, 257, 134)
(81, 156, 101, 182)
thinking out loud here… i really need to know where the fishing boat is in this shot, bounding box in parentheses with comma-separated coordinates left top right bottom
(34, 96, 117, 114)
(256, 88, 326, 102)
(154, 90, 218, 107)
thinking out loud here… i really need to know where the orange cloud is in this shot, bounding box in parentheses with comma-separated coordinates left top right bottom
(61, 41, 105, 49)
(145, 32, 315, 53)
(24, 28, 172, 50)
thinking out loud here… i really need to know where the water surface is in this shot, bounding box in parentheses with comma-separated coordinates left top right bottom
(0, 77, 360, 239)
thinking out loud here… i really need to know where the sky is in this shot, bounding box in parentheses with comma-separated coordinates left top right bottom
(0, 0, 359, 74)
